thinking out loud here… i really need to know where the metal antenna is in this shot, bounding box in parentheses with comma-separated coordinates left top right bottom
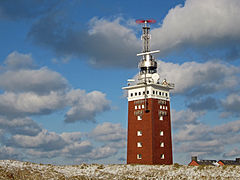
(136, 19, 158, 113)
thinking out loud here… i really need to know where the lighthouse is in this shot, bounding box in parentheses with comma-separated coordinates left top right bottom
(123, 19, 174, 165)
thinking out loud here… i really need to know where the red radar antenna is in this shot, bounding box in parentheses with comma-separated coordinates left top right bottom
(136, 19, 156, 25)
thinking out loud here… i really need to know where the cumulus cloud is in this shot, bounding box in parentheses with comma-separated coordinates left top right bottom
(89, 122, 126, 142)
(221, 93, 240, 117)
(4, 51, 35, 70)
(187, 97, 218, 111)
(0, 91, 65, 118)
(28, 15, 141, 68)
(157, 60, 240, 96)
(171, 109, 205, 129)
(0, 117, 41, 136)
(0, 0, 61, 20)
(65, 90, 110, 123)
(151, 0, 240, 60)
(0, 68, 68, 94)
(9, 129, 67, 151)
(0, 146, 22, 160)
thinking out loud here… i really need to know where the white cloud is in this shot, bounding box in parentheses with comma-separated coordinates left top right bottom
(0, 117, 42, 136)
(0, 91, 65, 117)
(223, 148, 240, 158)
(157, 60, 239, 96)
(0, 68, 68, 94)
(89, 122, 126, 142)
(221, 93, 240, 117)
(9, 129, 67, 151)
(65, 90, 110, 123)
(0, 146, 22, 160)
(151, 0, 240, 59)
(4, 51, 35, 70)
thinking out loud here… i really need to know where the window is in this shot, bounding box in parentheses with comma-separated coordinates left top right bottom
(160, 142, 164, 147)
(137, 116, 142, 120)
(160, 131, 164, 136)
(139, 92, 141, 95)
(147, 91, 149, 94)
(135, 92, 137, 96)
(161, 154, 165, 159)
(138, 105, 141, 109)
(160, 105, 162, 109)
(137, 131, 142, 136)
(143, 91, 145, 95)
(159, 92, 161, 96)
(166, 106, 168, 110)
(135, 106, 137, 110)
(131, 93, 133, 97)
(137, 154, 142, 159)
(165, 93, 168, 97)
(142, 104, 144, 109)
(163, 106, 165, 110)
(159, 116, 163, 120)
(153, 90, 155, 94)
(137, 142, 142, 147)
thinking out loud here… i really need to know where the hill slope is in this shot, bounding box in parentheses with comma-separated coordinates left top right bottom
(0, 160, 240, 179)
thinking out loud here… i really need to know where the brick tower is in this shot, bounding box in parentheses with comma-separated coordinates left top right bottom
(123, 19, 174, 165)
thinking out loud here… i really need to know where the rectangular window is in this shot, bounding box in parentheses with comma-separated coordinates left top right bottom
(138, 105, 141, 109)
(147, 91, 149, 94)
(135, 92, 137, 96)
(153, 90, 155, 94)
(161, 154, 165, 159)
(166, 106, 168, 110)
(135, 106, 137, 110)
(160, 131, 164, 136)
(159, 92, 161, 96)
(160, 142, 164, 147)
(137, 116, 142, 120)
(137, 131, 142, 136)
(159, 116, 163, 120)
(142, 104, 144, 109)
(137, 154, 142, 159)
(137, 142, 142, 147)
(160, 105, 162, 109)
(165, 93, 168, 97)
(131, 93, 133, 97)
(139, 92, 141, 95)
(163, 106, 165, 110)
(143, 91, 145, 95)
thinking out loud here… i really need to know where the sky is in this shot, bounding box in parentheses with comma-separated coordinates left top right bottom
(0, 0, 240, 165)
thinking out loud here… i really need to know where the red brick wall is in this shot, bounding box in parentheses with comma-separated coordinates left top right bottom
(127, 98, 173, 165)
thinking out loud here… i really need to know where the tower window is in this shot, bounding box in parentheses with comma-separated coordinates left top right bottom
(160, 105, 162, 109)
(137, 131, 142, 136)
(163, 106, 165, 110)
(137, 154, 142, 159)
(153, 90, 155, 94)
(147, 91, 149, 94)
(135, 106, 137, 110)
(160, 131, 164, 136)
(165, 93, 168, 97)
(143, 91, 145, 95)
(137, 142, 142, 147)
(135, 92, 137, 96)
(142, 104, 144, 109)
(137, 116, 142, 120)
(160, 142, 164, 147)
(159, 116, 163, 120)
(139, 92, 141, 95)
(138, 105, 141, 109)
(159, 92, 161, 95)
(161, 154, 165, 159)
(166, 106, 168, 110)
(131, 93, 133, 97)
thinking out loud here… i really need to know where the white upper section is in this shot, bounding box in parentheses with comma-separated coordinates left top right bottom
(123, 83, 171, 101)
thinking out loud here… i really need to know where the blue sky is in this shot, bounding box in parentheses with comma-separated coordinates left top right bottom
(0, 0, 240, 165)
